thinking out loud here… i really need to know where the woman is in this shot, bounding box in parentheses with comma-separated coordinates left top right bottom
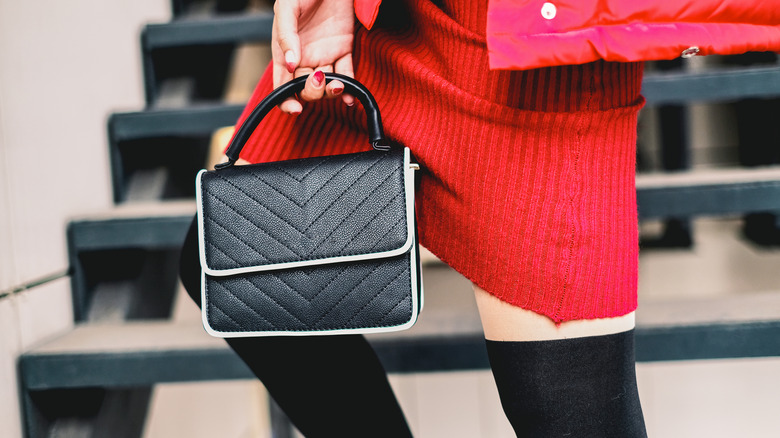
(180, 1, 780, 436)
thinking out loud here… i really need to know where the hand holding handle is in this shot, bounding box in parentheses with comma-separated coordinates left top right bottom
(218, 73, 387, 169)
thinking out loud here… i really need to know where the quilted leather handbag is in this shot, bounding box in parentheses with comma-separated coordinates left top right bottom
(196, 73, 422, 337)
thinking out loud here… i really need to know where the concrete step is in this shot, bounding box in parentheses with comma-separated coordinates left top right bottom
(21, 264, 780, 391)
(68, 200, 195, 251)
(141, 11, 272, 103)
(143, 12, 272, 50)
(642, 64, 780, 105)
(636, 166, 780, 219)
(108, 104, 243, 142)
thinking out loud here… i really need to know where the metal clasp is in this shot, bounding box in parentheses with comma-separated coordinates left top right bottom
(371, 140, 392, 151)
(214, 159, 236, 170)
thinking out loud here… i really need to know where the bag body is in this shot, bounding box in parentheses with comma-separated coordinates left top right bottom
(196, 74, 422, 337)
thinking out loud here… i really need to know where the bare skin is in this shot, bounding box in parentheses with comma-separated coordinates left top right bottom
(270, 0, 636, 340)
(474, 286, 635, 341)
(272, 0, 357, 114)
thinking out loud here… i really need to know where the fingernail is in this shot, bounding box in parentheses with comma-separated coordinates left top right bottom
(332, 86, 344, 95)
(284, 50, 296, 73)
(313, 70, 325, 86)
(290, 110, 301, 116)
(347, 101, 354, 107)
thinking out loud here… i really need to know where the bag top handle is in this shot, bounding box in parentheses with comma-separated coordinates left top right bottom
(217, 73, 387, 170)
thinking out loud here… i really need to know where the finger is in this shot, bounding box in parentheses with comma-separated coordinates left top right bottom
(270, 20, 284, 88)
(299, 70, 326, 102)
(316, 65, 342, 99)
(334, 54, 356, 106)
(271, 16, 299, 114)
(273, 60, 300, 114)
(325, 79, 345, 99)
(280, 97, 303, 115)
(273, 58, 294, 90)
(334, 54, 354, 78)
(273, 1, 300, 73)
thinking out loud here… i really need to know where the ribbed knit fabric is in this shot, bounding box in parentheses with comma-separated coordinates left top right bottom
(232, 0, 645, 323)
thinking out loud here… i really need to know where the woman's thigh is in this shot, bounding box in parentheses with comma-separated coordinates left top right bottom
(473, 285, 635, 341)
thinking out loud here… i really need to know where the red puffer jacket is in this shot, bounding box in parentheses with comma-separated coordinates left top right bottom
(355, 0, 780, 69)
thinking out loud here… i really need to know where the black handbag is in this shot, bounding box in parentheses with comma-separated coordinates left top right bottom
(196, 73, 422, 337)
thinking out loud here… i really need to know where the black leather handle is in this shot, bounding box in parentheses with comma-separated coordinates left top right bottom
(217, 73, 387, 169)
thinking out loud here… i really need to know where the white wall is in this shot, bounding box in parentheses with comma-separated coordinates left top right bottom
(0, 1, 170, 436)
(1, 114, 16, 291)
(0, 0, 171, 285)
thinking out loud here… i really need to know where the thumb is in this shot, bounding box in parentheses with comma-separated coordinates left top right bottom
(273, 1, 301, 73)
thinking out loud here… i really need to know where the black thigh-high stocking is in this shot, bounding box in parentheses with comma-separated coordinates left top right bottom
(486, 331, 647, 437)
(179, 218, 412, 438)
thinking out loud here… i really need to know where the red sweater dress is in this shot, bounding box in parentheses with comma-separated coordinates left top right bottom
(233, 0, 644, 323)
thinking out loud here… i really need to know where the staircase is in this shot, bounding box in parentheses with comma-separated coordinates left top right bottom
(17, 1, 780, 436)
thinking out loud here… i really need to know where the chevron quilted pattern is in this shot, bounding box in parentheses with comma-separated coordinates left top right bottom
(199, 148, 420, 335)
(200, 149, 409, 271)
(205, 253, 415, 333)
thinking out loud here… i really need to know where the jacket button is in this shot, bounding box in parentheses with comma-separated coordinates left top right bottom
(541, 2, 557, 19)
(681, 46, 700, 58)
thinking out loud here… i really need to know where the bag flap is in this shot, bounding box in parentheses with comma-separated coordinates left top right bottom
(197, 148, 414, 276)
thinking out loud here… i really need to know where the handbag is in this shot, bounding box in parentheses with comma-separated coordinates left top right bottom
(196, 73, 422, 337)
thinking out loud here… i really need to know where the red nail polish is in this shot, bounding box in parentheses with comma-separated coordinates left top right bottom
(313, 70, 325, 85)
(284, 50, 296, 73)
(332, 86, 344, 95)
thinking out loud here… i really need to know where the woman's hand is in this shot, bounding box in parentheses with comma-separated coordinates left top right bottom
(272, 0, 356, 114)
